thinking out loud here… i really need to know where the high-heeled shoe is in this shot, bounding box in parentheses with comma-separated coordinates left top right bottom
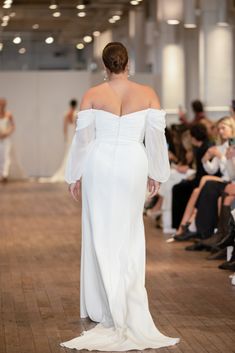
(214, 219, 235, 250)
(172, 222, 190, 240)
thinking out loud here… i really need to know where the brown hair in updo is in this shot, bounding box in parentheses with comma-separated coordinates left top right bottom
(102, 42, 128, 74)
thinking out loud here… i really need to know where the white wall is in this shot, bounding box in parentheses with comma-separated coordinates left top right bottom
(0, 71, 90, 176)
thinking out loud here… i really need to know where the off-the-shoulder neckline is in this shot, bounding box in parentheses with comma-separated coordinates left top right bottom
(78, 108, 165, 119)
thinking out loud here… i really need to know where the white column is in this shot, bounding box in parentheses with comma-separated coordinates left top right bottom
(129, 8, 146, 72)
(184, 28, 199, 119)
(156, 0, 185, 122)
(199, 0, 233, 119)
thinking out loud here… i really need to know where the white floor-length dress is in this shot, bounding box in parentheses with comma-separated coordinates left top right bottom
(49, 111, 77, 182)
(0, 117, 27, 180)
(0, 117, 12, 178)
(61, 108, 180, 351)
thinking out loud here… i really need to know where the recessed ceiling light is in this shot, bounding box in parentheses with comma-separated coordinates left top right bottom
(32, 23, 39, 29)
(4, 0, 12, 4)
(77, 11, 86, 17)
(93, 31, 100, 37)
(77, 4, 85, 10)
(1, 21, 8, 27)
(76, 43, 84, 49)
(184, 24, 197, 29)
(167, 19, 180, 25)
(2, 15, 10, 21)
(45, 36, 54, 44)
(19, 47, 26, 54)
(109, 18, 116, 23)
(52, 11, 61, 17)
(130, 0, 138, 5)
(112, 15, 121, 21)
(83, 35, 92, 43)
(49, 4, 58, 10)
(13, 36, 22, 44)
(3, 4, 11, 8)
(217, 22, 229, 27)
(10, 12, 16, 17)
(0, 43, 3, 51)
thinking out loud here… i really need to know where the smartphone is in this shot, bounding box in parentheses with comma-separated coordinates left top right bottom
(228, 138, 235, 146)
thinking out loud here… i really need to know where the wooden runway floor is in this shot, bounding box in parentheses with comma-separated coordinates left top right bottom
(0, 182, 235, 353)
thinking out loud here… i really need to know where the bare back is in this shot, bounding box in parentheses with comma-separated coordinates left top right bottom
(80, 80, 161, 116)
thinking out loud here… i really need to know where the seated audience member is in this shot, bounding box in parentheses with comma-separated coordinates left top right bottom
(186, 144, 235, 255)
(146, 129, 195, 233)
(171, 124, 211, 231)
(173, 116, 235, 240)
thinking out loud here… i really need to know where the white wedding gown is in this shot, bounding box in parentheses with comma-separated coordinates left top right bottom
(0, 116, 26, 180)
(62, 108, 180, 351)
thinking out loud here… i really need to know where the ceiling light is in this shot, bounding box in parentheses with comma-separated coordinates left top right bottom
(93, 31, 100, 37)
(184, 23, 196, 28)
(0, 43, 3, 51)
(52, 11, 61, 17)
(49, 4, 57, 9)
(13, 36, 22, 44)
(130, 0, 139, 5)
(10, 12, 16, 17)
(2, 15, 10, 21)
(45, 36, 54, 44)
(76, 43, 84, 49)
(109, 18, 115, 23)
(167, 19, 180, 25)
(4, 0, 12, 4)
(83, 35, 92, 43)
(184, 0, 196, 30)
(162, 0, 183, 25)
(112, 15, 121, 21)
(3, 4, 11, 8)
(217, 0, 228, 27)
(49, 2, 58, 10)
(217, 22, 229, 27)
(77, 11, 86, 17)
(1, 22, 8, 27)
(32, 23, 39, 29)
(19, 47, 26, 54)
(76, 4, 85, 10)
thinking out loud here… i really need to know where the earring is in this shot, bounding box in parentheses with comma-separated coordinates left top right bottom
(103, 70, 108, 81)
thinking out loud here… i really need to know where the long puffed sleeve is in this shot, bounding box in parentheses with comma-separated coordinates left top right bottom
(65, 110, 95, 184)
(145, 109, 170, 183)
(202, 142, 228, 178)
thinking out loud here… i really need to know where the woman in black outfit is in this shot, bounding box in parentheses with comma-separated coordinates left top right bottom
(172, 124, 212, 229)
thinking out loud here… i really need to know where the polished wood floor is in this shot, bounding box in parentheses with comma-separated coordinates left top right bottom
(0, 182, 235, 353)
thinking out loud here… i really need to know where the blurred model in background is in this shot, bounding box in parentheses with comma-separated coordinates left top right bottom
(43, 99, 78, 183)
(0, 98, 26, 183)
(0, 98, 15, 182)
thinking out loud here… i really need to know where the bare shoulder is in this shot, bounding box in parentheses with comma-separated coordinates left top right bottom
(80, 83, 106, 110)
(142, 85, 161, 109)
(130, 82, 161, 109)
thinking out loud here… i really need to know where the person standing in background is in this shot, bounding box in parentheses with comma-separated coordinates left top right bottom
(45, 99, 78, 182)
(0, 98, 15, 182)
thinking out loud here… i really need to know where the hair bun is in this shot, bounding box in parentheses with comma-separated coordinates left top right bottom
(102, 42, 128, 74)
(113, 59, 119, 67)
